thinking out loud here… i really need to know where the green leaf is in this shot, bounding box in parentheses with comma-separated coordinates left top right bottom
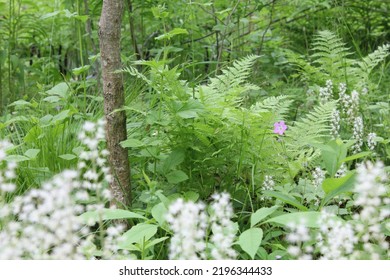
(5, 155, 30, 162)
(119, 224, 158, 247)
(46, 82, 69, 98)
(8, 100, 32, 107)
(59, 154, 77, 160)
(238, 228, 263, 259)
(250, 205, 279, 227)
(342, 151, 371, 163)
(144, 237, 169, 250)
(24, 149, 40, 159)
(155, 28, 188, 41)
(165, 170, 189, 184)
(120, 138, 144, 148)
(265, 211, 321, 228)
(51, 110, 71, 124)
(151, 202, 167, 226)
(162, 149, 185, 173)
(72, 65, 90, 75)
(80, 209, 146, 224)
(321, 172, 356, 206)
(262, 190, 308, 211)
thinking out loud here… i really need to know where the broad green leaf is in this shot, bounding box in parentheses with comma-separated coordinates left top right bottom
(80, 209, 146, 224)
(183, 191, 199, 202)
(119, 224, 158, 247)
(322, 171, 355, 193)
(46, 82, 69, 98)
(321, 172, 356, 206)
(59, 154, 77, 160)
(262, 190, 308, 211)
(5, 155, 30, 163)
(8, 100, 32, 107)
(24, 149, 40, 159)
(51, 110, 71, 123)
(72, 65, 90, 75)
(265, 211, 321, 228)
(155, 28, 188, 41)
(151, 202, 167, 226)
(162, 149, 185, 173)
(238, 228, 263, 259)
(120, 138, 144, 148)
(144, 237, 169, 250)
(250, 205, 279, 227)
(43, 96, 61, 103)
(342, 151, 371, 163)
(166, 170, 189, 184)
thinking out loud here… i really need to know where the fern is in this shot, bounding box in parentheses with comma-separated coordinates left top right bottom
(251, 95, 293, 121)
(352, 44, 390, 85)
(286, 101, 336, 154)
(196, 55, 260, 106)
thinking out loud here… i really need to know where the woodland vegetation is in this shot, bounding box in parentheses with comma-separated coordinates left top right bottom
(0, 0, 389, 260)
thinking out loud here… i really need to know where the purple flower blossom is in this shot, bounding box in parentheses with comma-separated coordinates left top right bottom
(273, 121, 287, 135)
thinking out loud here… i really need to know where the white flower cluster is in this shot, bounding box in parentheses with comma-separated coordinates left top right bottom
(330, 109, 340, 139)
(285, 161, 389, 260)
(260, 175, 275, 202)
(316, 211, 358, 260)
(367, 132, 377, 150)
(166, 192, 237, 260)
(312, 167, 325, 189)
(0, 170, 89, 259)
(352, 161, 389, 259)
(166, 198, 207, 260)
(352, 116, 364, 153)
(209, 192, 237, 259)
(335, 163, 347, 178)
(77, 119, 112, 206)
(286, 220, 313, 260)
(338, 84, 360, 124)
(0, 119, 128, 260)
(319, 80, 333, 104)
(0, 140, 17, 193)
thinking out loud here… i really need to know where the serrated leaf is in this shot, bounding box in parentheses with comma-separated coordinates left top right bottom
(238, 228, 263, 259)
(251, 205, 279, 227)
(166, 170, 188, 184)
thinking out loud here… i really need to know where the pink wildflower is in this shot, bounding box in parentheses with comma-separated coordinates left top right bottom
(273, 121, 287, 135)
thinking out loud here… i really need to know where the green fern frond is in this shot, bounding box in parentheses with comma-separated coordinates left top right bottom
(119, 66, 151, 85)
(197, 55, 260, 106)
(209, 54, 260, 91)
(310, 30, 353, 80)
(251, 95, 293, 120)
(286, 101, 336, 152)
(352, 44, 390, 84)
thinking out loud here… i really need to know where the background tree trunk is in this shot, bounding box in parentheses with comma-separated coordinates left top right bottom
(99, 0, 131, 207)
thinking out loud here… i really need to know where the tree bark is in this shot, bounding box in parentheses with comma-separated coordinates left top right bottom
(99, 0, 131, 207)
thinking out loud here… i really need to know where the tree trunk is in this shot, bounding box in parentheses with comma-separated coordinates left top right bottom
(99, 0, 131, 207)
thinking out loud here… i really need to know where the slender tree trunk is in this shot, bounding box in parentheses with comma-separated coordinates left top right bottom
(99, 0, 131, 207)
